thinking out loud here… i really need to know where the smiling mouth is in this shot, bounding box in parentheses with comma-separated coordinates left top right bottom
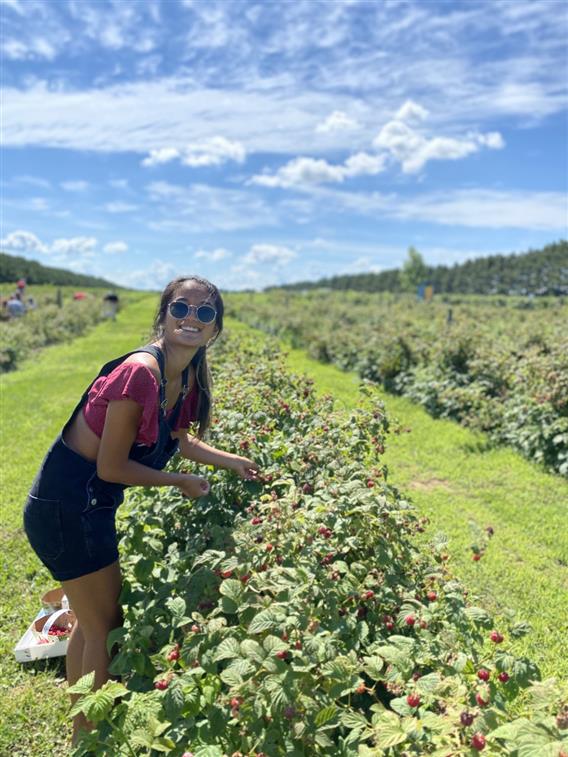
(179, 326, 201, 333)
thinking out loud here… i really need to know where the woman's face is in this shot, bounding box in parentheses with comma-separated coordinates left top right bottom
(162, 281, 219, 349)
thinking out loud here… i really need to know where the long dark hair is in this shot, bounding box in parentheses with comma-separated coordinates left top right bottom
(153, 275, 224, 438)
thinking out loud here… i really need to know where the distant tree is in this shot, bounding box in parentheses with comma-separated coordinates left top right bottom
(400, 246, 428, 292)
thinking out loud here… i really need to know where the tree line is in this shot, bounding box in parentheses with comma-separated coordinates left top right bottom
(277, 240, 568, 295)
(0, 252, 119, 289)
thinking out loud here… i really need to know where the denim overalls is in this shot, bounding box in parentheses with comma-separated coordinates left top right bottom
(23, 344, 190, 581)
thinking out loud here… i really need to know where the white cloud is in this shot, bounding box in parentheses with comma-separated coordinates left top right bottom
(104, 202, 138, 213)
(194, 248, 231, 261)
(114, 259, 178, 290)
(61, 180, 89, 192)
(103, 241, 128, 254)
(252, 152, 385, 188)
(2, 36, 56, 60)
(50, 236, 97, 257)
(316, 110, 359, 133)
(13, 175, 51, 189)
(0, 229, 46, 253)
(145, 181, 278, 231)
(0, 229, 101, 259)
(108, 179, 129, 189)
(373, 110, 505, 173)
(311, 186, 568, 231)
(142, 137, 246, 168)
(244, 244, 297, 266)
(395, 100, 429, 123)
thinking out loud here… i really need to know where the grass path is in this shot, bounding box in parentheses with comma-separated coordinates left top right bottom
(1, 306, 566, 754)
(238, 319, 567, 681)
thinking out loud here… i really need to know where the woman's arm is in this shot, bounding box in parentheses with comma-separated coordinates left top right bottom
(173, 431, 260, 480)
(97, 400, 209, 497)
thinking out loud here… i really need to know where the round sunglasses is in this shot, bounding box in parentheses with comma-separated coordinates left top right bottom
(168, 299, 217, 324)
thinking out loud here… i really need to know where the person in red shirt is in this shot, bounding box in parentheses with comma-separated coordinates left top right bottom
(23, 275, 259, 742)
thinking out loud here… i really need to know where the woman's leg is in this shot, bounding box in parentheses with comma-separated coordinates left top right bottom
(62, 560, 122, 743)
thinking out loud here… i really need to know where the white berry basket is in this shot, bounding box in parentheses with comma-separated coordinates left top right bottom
(14, 608, 76, 663)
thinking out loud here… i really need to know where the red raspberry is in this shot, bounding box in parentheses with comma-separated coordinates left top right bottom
(471, 732, 486, 751)
(498, 672, 510, 683)
(154, 679, 169, 690)
(275, 650, 288, 659)
(477, 668, 490, 681)
(190, 624, 200, 633)
(472, 553, 481, 561)
(489, 630, 504, 644)
(355, 683, 366, 695)
(404, 614, 416, 627)
(362, 590, 374, 600)
(476, 692, 489, 708)
(406, 693, 420, 708)
(265, 543, 274, 552)
(167, 648, 180, 661)
(251, 517, 263, 525)
(366, 480, 375, 488)
(221, 570, 233, 579)
(295, 640, 302, 650)
(240, 574, 250, 584)
(426, 591, 437, 602)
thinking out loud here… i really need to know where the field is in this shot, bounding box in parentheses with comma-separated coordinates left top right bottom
(1, 292, 567, 755)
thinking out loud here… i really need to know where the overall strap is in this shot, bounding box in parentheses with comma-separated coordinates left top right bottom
(166, 363, 191, 430)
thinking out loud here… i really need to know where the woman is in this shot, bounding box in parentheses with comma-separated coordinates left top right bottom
(23, 275, 259, 741)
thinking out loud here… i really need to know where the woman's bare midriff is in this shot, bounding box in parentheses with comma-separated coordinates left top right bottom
(62, 411, 101, 462)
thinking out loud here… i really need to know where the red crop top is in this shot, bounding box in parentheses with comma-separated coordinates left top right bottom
(82, 361, 199, 446)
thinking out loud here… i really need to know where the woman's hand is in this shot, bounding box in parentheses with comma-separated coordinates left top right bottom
(228, 456, 261, 480)
(174, 472, 210, 498)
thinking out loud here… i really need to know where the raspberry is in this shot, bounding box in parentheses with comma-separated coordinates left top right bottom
(472, 553, 481, 561)
(251, 517, 263, 525)
(190, 624, 200, 633)
(477, 669, 490, 681)
(498, 672, 510, 683)
(275, 650, 288, 659)
(240, 574, 250, 584)
(405, 614, 416, 627)
(167, 648, 180, 661)
(367, 480, 375, 488)
(489, 630, 504, 644)
(295, 640, 302, 650)
(471, 732, 486, 751)
(362, 590, 375, 600)
(406, 693, 420, 708)
(154, 679, 169, 690)
(460, 711, 475, 726)
(355, 683, 366, 695)
(265, 543, 274, 552)
(230, 697, 241, 708)
(426, 591, 437, 602)
(476, 692, 489, 708)
(221, 570, 233, 578)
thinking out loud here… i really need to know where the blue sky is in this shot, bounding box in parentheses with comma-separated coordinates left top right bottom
(1, 0, 567, 291)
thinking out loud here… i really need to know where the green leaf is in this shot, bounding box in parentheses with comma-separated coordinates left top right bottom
(416, 672, 442, 694)
(212, 637, 242, 662)
(263, 634, 288, 654)
(240, 638, 265, 663)
(248, 608, 279, 633)
(162, 681, 185, 721)
(340, 710, 369, 733)
(166, 596, 186, 622)
(464, 606, 492, 627)
(314, 705, 337, 726)
(362, 655, 384, 680)
(225, 658, 255, 679)
(67, 671, 95, 695)
(219, 667, 244, 687)
(106, 626, 127, 656)
(219, 578, 244, 604)
(373, 711, 407, 749)
(194, 746, 225, 757)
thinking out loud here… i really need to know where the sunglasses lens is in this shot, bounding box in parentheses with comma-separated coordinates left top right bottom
(197, 305, 216, 323)
(169, 301, 189, 319)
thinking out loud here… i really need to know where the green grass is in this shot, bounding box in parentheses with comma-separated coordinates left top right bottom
(1, 306, 566, 755)
(246, 319, 568, 681)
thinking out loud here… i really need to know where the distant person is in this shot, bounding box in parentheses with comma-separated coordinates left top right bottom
(22, 275, 260, 745)
(7, 292, 26, 318)
(26, 296, 37, 310)
(16, 278, 26, 296)
(103, 291, 120, 320)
